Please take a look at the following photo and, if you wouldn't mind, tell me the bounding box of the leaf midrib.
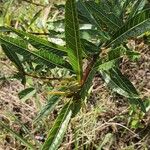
[108,17,150,46]
[87,2,120,28]
[0,36,67,69]
[70,0,81,80]
[43,102,72,150]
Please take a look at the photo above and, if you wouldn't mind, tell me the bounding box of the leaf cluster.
[0,0,150,149]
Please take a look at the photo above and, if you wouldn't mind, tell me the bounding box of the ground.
[0,38,150,150]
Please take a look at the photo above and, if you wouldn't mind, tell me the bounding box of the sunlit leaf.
[65,0,83,82]
[0,26,66,56]
[100,68,146,112]
[29,9,43,26]
[0,35,73,71]
[42,101,72,150]
[127,0,146,20]
[107,9,150,46]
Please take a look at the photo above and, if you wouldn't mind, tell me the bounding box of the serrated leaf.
[18,87,36,102]
[65,0,83,82]
[84,1,122,31]
[0,122,35,149]
[107,9,150,46]
[42,101,72,150]
[0,26,66,56]
[0,35,73,71]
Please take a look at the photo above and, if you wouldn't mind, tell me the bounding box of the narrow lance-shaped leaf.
[127,0,146,20]
[80,60,99,100]
[1,44,24,73]
[0,35,73,71]
[84,1,123,31]
[1,44,26,85]
[106,9,150,47]
[77,1,110,40]
[100,68,146,112]
[0,26,66,56]
[42,101,72,150]
[121,0,135,18]
[65,0,83,82]
[80,45,127,100]
[77,0,96,24]
[18,87,36,102]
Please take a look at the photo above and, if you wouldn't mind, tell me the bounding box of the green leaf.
[1,44,26,85]
[101,68,139,98]
[98,58,121,71]
[128,0,146,20]
[100,68,146,112]
[77,1,110,40]
[84,1,123,31]
[99,0,123,19]
[81,39,99,56]
[0,122,35,149]
[80,46,126,100]
[65,0,83,82]
[0,35,73,71]
[34,95,61,123]
[98,46,126,71]
[126,50,141,61]
[107,9,150,46]
[42,101,72,150]
[77,0,96,24]
[121,0,135,17]
[1,44,24,73]
[0,26,66,56]
[18,87,36,102]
